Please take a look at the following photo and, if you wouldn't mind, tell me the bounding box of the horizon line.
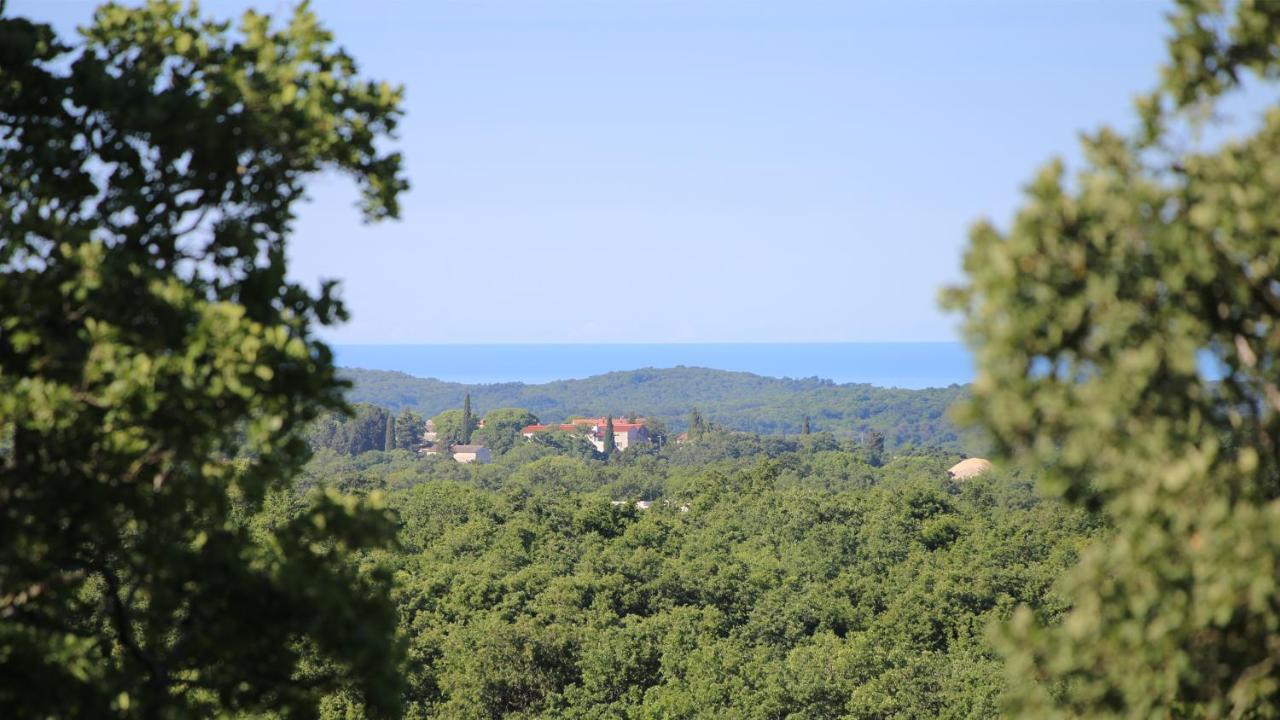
[330,340,966,346]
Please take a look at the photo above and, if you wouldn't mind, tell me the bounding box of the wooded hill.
[342,366,974,450]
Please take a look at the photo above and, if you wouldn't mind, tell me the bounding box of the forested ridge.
[342,366,972,450]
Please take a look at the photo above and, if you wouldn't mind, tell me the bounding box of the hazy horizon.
[333,341,973,388]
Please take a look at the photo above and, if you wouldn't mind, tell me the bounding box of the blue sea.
[332,343,974,389]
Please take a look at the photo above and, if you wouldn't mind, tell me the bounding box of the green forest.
[277,399,1085,716]
[283,437,1097,718]
[7,0,1280,718]
[342,367,972,450]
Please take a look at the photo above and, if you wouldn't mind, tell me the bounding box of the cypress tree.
[461,393,473,444]
[603,415,616,458]
[688,408,704,440]
[802,416,811,435]
[384,413,395,451]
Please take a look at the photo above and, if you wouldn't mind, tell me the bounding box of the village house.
[520,424,551,439]
[596,420,649,452]
[521,417,651,452]
[451,444,491,464]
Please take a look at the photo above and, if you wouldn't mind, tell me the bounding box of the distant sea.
[332,343,973,389]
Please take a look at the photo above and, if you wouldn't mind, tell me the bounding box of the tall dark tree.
[342,404,390,455]
[384,413,396,452]
[602,415,616,458]
[864,430,885,467]
[802,416,811,435]
[430,409,470,447]
[0,1,408,717]
[309,404,389,455]
[643,417,669,449]
[476,408,538,455]
[461,393,473,444]
[393,408,425,451]
[688,408,706,440]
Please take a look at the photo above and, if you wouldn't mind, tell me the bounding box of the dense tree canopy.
[0,2,407,717]
[309,403,393,456]
[477,408,540,455]
[947,0,1280,715]
[394,408,427,451]
[430,408,476,448]
[292,432,1096,719]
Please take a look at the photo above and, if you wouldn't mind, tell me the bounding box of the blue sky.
[19,1,1176,343]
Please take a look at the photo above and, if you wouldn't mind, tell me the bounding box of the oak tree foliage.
[946,1,1280,715]
[0,1,408,717]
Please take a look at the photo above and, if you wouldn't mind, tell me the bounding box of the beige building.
[603,422,650,452]
[451,444,491,464]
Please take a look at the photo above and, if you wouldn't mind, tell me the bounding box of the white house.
[452,444,491,464]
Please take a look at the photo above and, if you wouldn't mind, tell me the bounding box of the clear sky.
[18,1,1176,343]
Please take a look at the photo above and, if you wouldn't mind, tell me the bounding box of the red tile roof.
[522,420,649,435]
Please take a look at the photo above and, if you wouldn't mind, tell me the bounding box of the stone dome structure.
[947,457,992,481]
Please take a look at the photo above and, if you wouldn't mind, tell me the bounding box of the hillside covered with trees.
[342,366,973,450]
[272,398,1090,717]
[289,436,1096,718]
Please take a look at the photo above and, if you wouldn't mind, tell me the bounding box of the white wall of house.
[585,427,648,452]
[615,427,650,450]
[453,447,491,464]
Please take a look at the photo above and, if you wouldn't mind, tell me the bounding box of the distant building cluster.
[417,414,656,464]
[521,417,652,453]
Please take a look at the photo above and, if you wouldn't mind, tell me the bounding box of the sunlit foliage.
[0,2,407,716]
[946,1,1280,715]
